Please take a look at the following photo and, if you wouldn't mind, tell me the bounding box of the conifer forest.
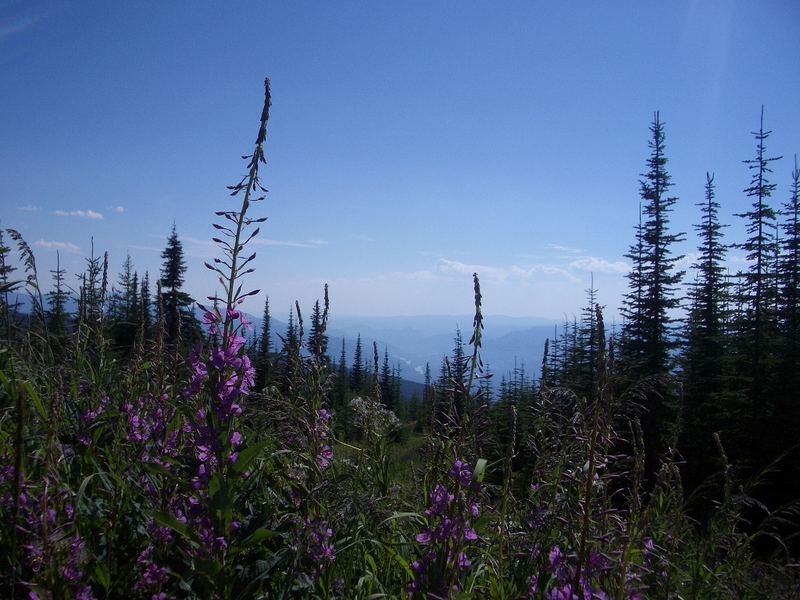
[2,78,799,599]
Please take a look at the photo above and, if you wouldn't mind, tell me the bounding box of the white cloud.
[0,13,47,41]
[251,238,328,248]
[437,258,575,282]
[34,239,80,254]
[114,206,125,213]
[569,256,629,274]
[546,243,585,254]
[16,204,41,212]
[53,209,104,220]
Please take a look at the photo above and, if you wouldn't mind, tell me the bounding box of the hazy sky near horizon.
[2,1,799,320]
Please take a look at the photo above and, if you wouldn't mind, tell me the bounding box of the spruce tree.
[451,328,467,418]
[416,362,433,432]
[255,295,272,390]
[774,157,800,468]
[110,253,139,353]
[621,204,647,367]
[0,229,18,338]
[578,277,600,399]
[779,157,800,353]
[735,108,781,447]
[279,309,300,394]
[380,347,392,409]
[46,251,70,340]
[308,298,329,362]
[334,338,351,434]
[140,270,152,342]
[350,334,364,394]
[159,224,195,344]
[681,173,730,488]
[620,112,685,473]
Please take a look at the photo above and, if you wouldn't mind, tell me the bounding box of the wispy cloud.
[53,209,104,220]
[569,256,629,274]
[251,238,328,248]
[34,239,80,254]
[437,258,576,282]
[128,244,162,253]
[113,205,125,213]
[0,12,46,41]
[546,243,585,254]
[16,204,40,212]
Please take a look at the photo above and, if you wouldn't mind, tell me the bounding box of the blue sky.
[2,1,799,321]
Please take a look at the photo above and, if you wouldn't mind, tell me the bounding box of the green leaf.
[94,564,111,590]
[231,440,268,475]
[143,461,175,480]
[21,380,47,422]
[380,511,423,526]
[151,510,190,539]
[242,527,281,548]
[473,458,488,483]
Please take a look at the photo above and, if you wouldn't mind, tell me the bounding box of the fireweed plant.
[1,78,799,599]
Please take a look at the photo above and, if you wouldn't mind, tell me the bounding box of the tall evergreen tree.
[735,108,781,446]
[773,156,800,467]
[451,328,467,418]
[110,253,139,353]
[350,334,364,394]
[279,309,300,394]
[379,347,393,409]
[334,338,351,434]
[620,112,685,473]
[46,251,70,340]
[255,295,272,390]
[416,362,434,432]
[577,277,600,398]
[159,224,196,344]
[0,229,18,338]
[681,173,731,487]
[621,204,647,367]
[140,270,153,342]
[113,253,135,321]
[778,157,800,354]
[308,298,329,362]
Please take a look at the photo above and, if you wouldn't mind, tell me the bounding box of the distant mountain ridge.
[259,313,557,387]
[9,292,555,388]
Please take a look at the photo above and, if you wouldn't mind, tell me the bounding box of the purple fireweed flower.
[295,519,336,581]
[549,546,570,582]
[317,445,333,470]
[62,537,87,582]
[528,575,539,597]
[449,460,473,486]
[203,310,220,335]
[548,584,580,600]
[75,586,96,600]
[230,431,243,447]
[425,484,454,517]
[410,459,481,596]
[416,531,432,545]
